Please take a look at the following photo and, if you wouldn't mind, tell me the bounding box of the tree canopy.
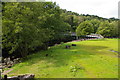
[2,2,118,58]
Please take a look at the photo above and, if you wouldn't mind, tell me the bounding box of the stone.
[7,76,19,80]
[45,54,48,57]
[13,59,19,64]
[6,74,35,80]
[48,47,51,49]
[4,58,7,63]
[8,57,11,61]
[72,44,76,46]
[54,44,58,46]
[65,45,71,49]
[23,74,35,79]
[0,66,4,69]
[1,57,21,69]
[16,58,20,61]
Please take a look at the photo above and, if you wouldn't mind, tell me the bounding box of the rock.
[0,66,4,69]
[109,50,118,53]
[4,58,11,65]
[55,44,58,46]
[10,56,15,61]
[7,76,19,80]
[5,74,35,80]
[10,61,14,64]
[65,45,71,49]
[8,57,11,61]
[23,74,35,79]
[0,57,2,62]
[13,59,19,64]
[7,64,13,68]
[7,61,10,65]
[1,57,21,69]
[4,58,7,63]
[48,47,51,49]
[19,60,22,63]
[2,63,6,66]
[45,54,48,57]
[72,44,76,46]
[2,57,4,63]
[16,58,20,61]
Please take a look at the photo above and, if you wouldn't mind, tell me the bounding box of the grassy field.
[6,38,118,78]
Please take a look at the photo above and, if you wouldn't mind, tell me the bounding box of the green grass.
[6,38,118,78]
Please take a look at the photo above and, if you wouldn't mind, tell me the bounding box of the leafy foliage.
[96,21,118,37]
[2,2,68,57]
[76,20,94,36]
[2,2,118,58]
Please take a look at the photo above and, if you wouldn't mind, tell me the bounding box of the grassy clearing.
[7,38,118,78]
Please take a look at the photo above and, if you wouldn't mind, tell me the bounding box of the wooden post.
[4,75,7,80]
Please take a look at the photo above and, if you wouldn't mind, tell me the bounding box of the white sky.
[47,0,119,19]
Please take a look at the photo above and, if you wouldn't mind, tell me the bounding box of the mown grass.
[6,38,118,78]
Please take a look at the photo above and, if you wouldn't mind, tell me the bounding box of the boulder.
[3,74,35,80]
[72,44,76,46]
[65,45,71,49]
[2,57,21,69]
[45,54,48,57]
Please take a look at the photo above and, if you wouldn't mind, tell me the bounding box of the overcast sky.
[47,0,119,19]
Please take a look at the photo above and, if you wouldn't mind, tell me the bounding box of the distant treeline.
[2,2,119,58]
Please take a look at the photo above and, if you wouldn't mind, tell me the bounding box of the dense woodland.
[2,2,119,58]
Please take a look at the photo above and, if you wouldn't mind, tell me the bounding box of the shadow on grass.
[21,43,108,68]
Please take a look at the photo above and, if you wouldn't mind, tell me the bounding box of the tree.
[2,2,49,57]
[2,2,119,58]
[110,21,118,37]
[2,2,70,57]
[96,21,116,37]
[89,19,101,33]
[76,20,94,36]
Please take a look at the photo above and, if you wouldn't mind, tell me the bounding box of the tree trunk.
[19,43,28,58]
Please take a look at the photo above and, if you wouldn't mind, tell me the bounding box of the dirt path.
[2,69,13,75]
[71,38,98,42]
